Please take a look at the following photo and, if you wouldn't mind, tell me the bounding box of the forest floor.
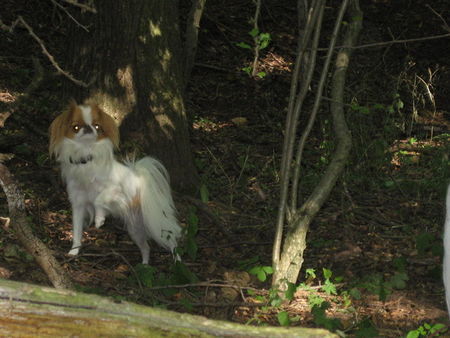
[1,0,450,337]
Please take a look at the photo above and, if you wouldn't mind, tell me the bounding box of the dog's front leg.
[68,205,86,256]
[93,187,122,228]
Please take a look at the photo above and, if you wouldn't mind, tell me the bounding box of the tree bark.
[65,0,199,193]
[0,278,337,337]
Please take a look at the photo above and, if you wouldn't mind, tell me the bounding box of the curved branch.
[0,164,73,289]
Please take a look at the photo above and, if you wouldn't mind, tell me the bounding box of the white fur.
[53,108,181,264]
[444,184,450,316]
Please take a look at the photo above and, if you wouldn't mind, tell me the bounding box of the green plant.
[311,302,342,332]
[406,322,447,337]
[353,318,379,337]
[359,271,409,301]
[236,0,271,79]
[248,265,273,282]
[415,232,442,257]
[183,207,199,261]
[322,268,338,295]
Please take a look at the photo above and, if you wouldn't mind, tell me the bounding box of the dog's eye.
[72,125,80,133]
[94,124,102,132]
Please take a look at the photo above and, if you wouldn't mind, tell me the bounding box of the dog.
[49,101,181,264]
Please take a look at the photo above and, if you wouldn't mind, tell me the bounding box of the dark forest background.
[0,0,450,336]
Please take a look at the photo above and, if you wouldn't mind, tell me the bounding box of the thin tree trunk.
[272,0,362,289]
[184,0,207,91]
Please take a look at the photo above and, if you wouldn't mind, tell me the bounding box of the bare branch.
[317,32,450,51]
[426,4,450,32]
[1,16,91,87]
[250,0,262,77]
[61,0,97,13]
[0,164,73,289]
[50,0,90,32]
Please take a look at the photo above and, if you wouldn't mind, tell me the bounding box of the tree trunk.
[0,278,337,337]
[64,0,199,193]
[272,0,362,289]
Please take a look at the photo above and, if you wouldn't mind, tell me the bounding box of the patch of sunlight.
[149,20,162,37]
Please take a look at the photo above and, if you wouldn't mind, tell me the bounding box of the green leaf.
[270,297,282,307]
[171,261,199,284]
[285,282,296,301]
[135,264,157,287]
[355,318,379,338]
[311,302,341,331]
[242,66,252,74]
[277,311,290,326]
[186,237,198,261]
[257,270,267,282]
[249,266,265,282]
[248,28,259,37]
[349,288,362,300]
[258,33,271,49]
[322,279,337,295]
[323,268,332,280]
[187,209,199,230]
[262,266,274,274]
[308,293,325,308]
[406,330,420,338]
[199,183,209,203]
[387,272,408,290]
[236,42,252,49]
[305,268,316,279]
[256,71,266,78]
[383,180,395,188]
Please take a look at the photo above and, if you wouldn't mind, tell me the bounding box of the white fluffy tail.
[135,157,181,254]
[444,184,450,316]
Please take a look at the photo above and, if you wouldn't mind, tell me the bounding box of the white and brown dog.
[49,101,181,264]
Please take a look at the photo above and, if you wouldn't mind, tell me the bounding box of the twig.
[50,0,90,32]
[0,16,91,87]
[17,16,91,87]
[316,32,450,51]
[0,163,73,289]
[426,4,450,32]
[250,0,262,77]
[61,0,97,13]
[147,281,260,291]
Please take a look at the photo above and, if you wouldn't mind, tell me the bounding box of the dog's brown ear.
[49,112,67,156]
[93,105,120,149]
[49,100,78,156]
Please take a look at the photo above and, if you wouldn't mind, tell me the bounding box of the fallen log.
[0,278,337,337]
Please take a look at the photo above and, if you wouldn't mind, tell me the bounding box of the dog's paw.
[95,216,105,229]
[68,247,80,256]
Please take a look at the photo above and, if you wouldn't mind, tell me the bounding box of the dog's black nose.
[82,125,94,134]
